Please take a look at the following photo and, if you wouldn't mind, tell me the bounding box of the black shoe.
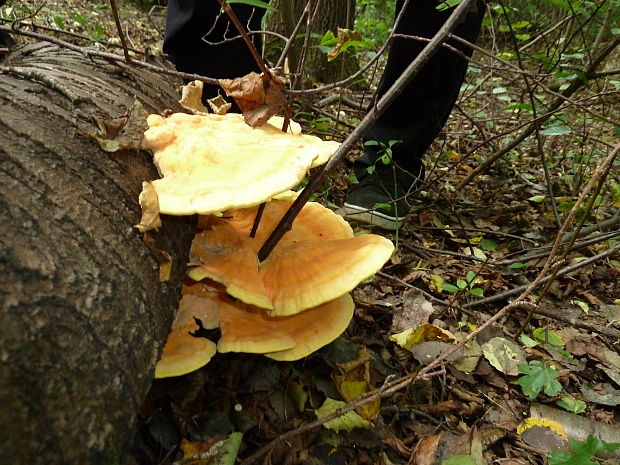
[344,152,423,230]
[344,181,409,230]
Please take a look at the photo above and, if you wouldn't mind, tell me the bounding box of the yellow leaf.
[390,324,455,350]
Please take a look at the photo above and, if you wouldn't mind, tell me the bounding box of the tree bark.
[265,0,359,87]
[0,42,194,464]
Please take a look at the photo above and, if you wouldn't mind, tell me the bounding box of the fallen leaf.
[481,337,526,376]
[135,181,162,232]
[88,99,148,152]
[333,347,379,421]
[390,324,455,351]
[581,383,620,406]
[327,27,363,61]
[219,69,286,127]
[178,80,210,115]
[315,397,371,432]
[389,290,435,333]
[452,333,483,373]
[207,94,232,115]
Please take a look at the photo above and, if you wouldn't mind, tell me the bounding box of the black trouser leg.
[163,0,266,102]
[358,0,485,188]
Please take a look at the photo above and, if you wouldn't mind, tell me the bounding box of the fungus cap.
[264,294,355,361]
[154,294,220,378]
[171,291,354,361]
[141,113,339,215]
[188,201,394,316]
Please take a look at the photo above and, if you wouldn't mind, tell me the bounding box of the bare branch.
[109,0,131,63]
[257,0,481,262]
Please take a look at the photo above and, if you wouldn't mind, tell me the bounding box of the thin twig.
[257,0,480,262]
[249,203,265,238]
[215,0,270,78]
[458,37,620,188]
[497,229,620,265]
[108,0,131,63]
[464,241,620,309]
[275,2,309,69]
[532,305,620,339]
[240,295,515,465]
[376,271,448,305]
[0,25,222,85]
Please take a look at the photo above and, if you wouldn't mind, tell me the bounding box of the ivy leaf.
[517,360,562,399]
[548,435,620,465]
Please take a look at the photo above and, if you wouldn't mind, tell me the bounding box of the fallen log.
[0,42,194,464]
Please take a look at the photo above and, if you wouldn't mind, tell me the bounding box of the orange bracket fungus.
[142,98,395,377]
[188,200,394,316]
[155,289,355,377]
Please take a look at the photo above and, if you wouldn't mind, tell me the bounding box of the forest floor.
[6,1,620,464]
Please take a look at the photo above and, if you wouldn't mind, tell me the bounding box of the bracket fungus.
[154,294,218,379]
[155,287,355,378]
[144,103,395,378]
[188,200,394,316]
[140,112,339,216]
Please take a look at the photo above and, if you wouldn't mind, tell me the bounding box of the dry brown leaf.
[135,181,162,232]
[178,80,210,115]
[207,94,232,115]
[327,28,363,61]
[219,70,286,127]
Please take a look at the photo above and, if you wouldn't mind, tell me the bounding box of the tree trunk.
[266,0,359,86]
[0,42,194,464]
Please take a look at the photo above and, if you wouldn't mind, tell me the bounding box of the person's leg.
[0,0,15,48]
[163,0,266,102]
[345,0,485,230]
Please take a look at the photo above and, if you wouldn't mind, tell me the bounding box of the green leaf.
[532,328,564,347]
[442,455,477,465]
[571,299,590,313]
[465,271,476,284]
[92,25,104,40]
[548,449,595,465]
[519,334,538,348]
[373,202,392,213]
[315,398,372,432]
[517,360,562,399]
[528,195,546,203]
[436,0,462,11]
[53,15,66,30]
[480,238,498,251]
[570,435,620,455]
[509,262,526,269]
[70,11,86,26]
[555,396,586,414]
[549,435,620,465]
[469,287,484,297]
[456,279,467,290]
[541,125,572,136]
[441,283,460,293]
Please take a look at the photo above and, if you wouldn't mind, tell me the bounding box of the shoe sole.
[343,203,406,231]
